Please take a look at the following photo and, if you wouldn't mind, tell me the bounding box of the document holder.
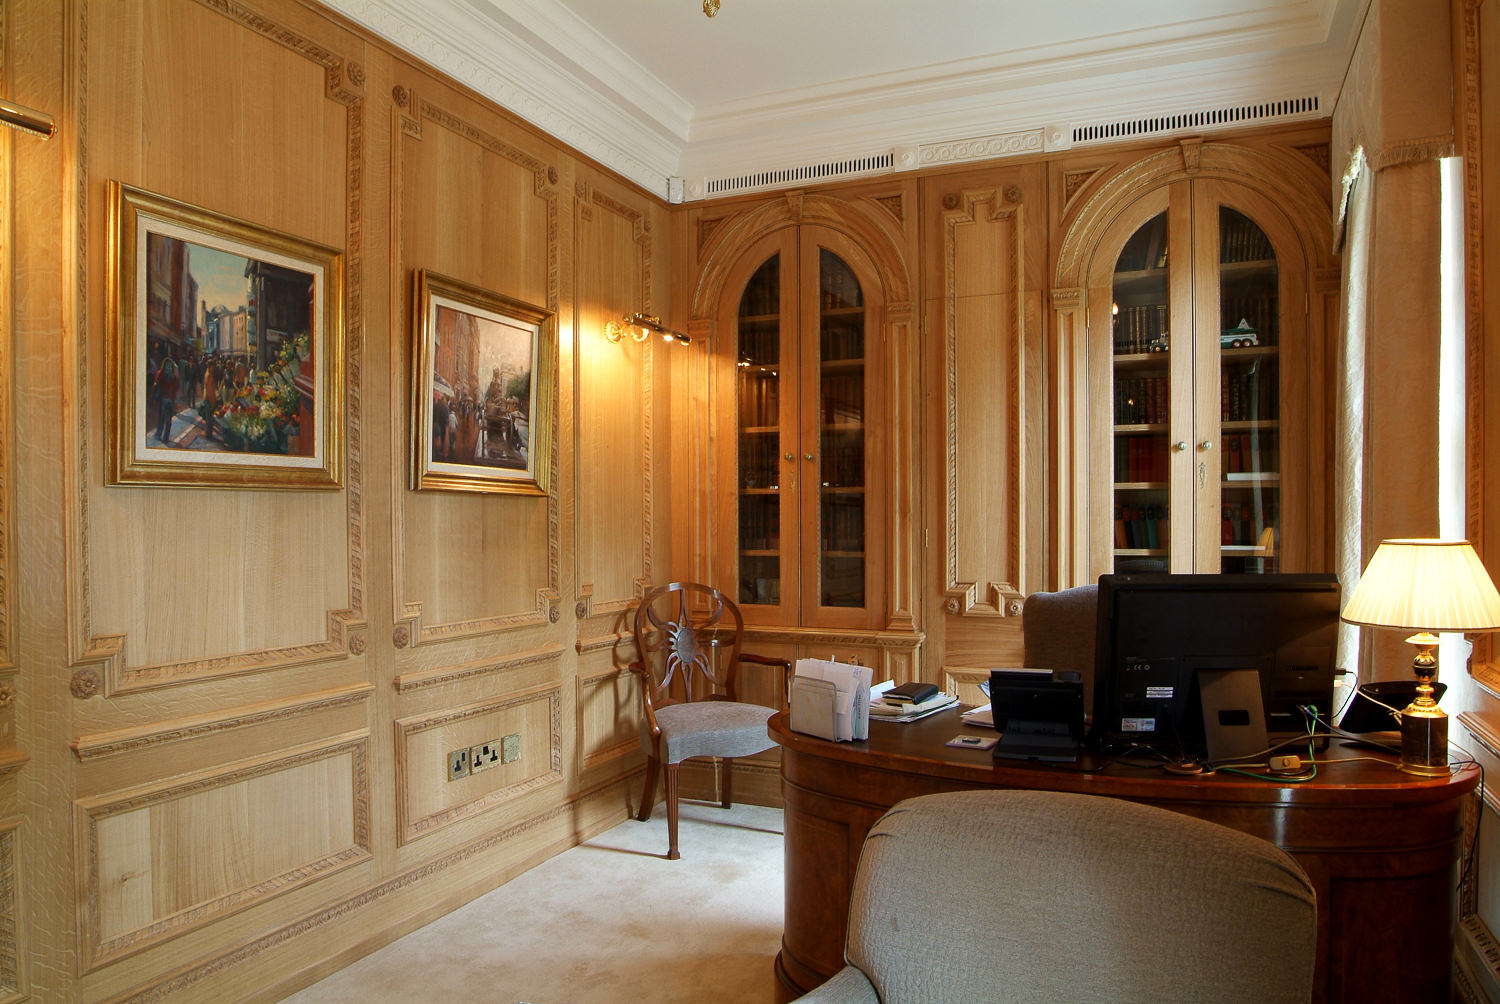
[790,676,841,741]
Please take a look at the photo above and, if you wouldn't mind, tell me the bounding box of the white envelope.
[794,659,873,740]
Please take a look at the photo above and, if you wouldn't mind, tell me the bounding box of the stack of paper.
[793,659,873,740]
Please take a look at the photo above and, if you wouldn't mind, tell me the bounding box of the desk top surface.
[769,707,1479,807]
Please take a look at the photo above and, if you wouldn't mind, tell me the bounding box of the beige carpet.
[280,801,787,1004]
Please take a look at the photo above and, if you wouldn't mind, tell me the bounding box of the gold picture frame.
[106,181,344,489]
[410,269,555,496]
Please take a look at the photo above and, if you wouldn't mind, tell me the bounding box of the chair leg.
[665,762,681,860]
[720,756,734,809]
[636,754,659,822]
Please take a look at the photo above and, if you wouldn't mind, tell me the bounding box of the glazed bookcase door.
[724,231,800,623]
[798,229,885,628]
[715,226,885,629]
[1091,179,1307,574]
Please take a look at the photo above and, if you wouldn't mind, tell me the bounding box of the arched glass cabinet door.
[1212,206,1281,573]
[717,227,885,629]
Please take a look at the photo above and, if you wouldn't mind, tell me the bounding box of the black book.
[884,682,939,705]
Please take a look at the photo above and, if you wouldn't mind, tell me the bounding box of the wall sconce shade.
[1340,539,1500,775]
[604,312,690,346]
[0,98,55,139]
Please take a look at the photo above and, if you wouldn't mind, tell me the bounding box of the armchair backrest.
[632,581,746,708]
[842,789,1316,1003]
[1021,583,1099,709]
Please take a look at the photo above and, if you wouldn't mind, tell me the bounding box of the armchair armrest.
[731,651,791,704]
[626,660,663,740]
[791,966,879,1003]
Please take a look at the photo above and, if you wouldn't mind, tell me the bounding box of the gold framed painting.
[410,270,555,495]
[106,182,344,489]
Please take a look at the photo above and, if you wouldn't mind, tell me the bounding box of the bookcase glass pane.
[818,249,865,608]
[737,254,781,605]
[1111,211,1170,571]
[1218,207,1280,573]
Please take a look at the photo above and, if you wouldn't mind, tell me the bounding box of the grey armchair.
[1022,583,1098,709]
[795,789,1316,1004]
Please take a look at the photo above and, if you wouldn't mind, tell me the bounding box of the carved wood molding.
[574,182,654,621]
[71,683,374,761]
[393,685,564,844]
[0,750,25,785]
[740,624,925,651]
[689,192,912,323]
[106,771,641,1002]
[390,88,563,647]
[0,822,16,1000]
[68,0,369,698]
[1459,0,1492,687]
[392,643,565,692]
[944,189,1026,617]
[1054,140,1338,290]
[0,0,11,680]
[76,730,372,972]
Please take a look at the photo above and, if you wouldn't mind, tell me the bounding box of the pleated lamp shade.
[1341,539,1500,633]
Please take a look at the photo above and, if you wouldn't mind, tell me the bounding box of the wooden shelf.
[821,550,865,559]
[739,425,778,435]
[820,305,863,317]
[1221,419,1279,431]
[1114,547,1168,556]
[741,549,781,557]
[1113,423,1168,434]
[820,358,864,372]
[740,487,782,495]
[1223,473,1280,485]
[1114,481,1168,491]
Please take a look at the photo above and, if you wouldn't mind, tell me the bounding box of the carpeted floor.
[280,801,786,1004]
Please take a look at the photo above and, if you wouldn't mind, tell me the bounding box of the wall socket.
[502,732,521,764]
[447,747,470,781]
[470,739,502,774]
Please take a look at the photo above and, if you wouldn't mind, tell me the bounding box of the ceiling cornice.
[325,0,1364,202]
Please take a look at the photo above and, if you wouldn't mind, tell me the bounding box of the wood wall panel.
[72,0,367,697]
[574,178,653,621]
[0,821,18,1002]
[940,188,1028,617]
[393,685,563,844]
[391,87,562,645]
[76,732,370,971]
[576,662,639,774]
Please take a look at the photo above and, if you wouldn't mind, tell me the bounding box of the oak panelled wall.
[0,2,1347,1002]
[6,0,669,1000]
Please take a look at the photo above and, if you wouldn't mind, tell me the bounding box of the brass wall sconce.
[0,98,55,139]
[604,312,691,346]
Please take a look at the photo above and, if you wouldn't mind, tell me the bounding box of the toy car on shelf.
[1148,333,1168,352]
[1220,318,1259,349]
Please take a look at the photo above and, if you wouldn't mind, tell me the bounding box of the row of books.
[1115,376,1168,425]
[820,496,865,552]
[737,326,780,366]
[820,373,864,425]
[819,319,864,362]
[740,271,781,318]
[738,371,780,428]
[819,261,862,311]
[1220,216,1274,263]
[738,435,782,490]
[1113,304,1167,354]
[1114,504,1169,550]
[738,496,781,552]
[1115,437,1168,483]
[1220,297,1276,343]
[819,440,865,488]
[1222,503,1275,545]
[1222,366,1278,422]
[1222,432,1277,474]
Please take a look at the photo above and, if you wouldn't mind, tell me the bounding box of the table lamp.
[1340,539,1500,775]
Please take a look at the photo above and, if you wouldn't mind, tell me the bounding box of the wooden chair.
[629,581,790,859]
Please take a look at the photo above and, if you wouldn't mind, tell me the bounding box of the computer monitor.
[1091,572,1340,755]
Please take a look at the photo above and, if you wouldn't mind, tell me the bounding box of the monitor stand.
[1197,668,1269,762]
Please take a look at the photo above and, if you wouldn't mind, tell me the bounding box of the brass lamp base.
[1399,631,1450,776]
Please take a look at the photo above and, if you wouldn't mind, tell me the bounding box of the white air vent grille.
[1072,95,1320,145]
[705,152,894,197]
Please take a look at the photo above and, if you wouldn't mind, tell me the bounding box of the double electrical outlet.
[448,732,521,781]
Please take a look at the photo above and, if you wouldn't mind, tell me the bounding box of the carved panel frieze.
[391,88,563,647]
[76,732,372,970]
[70,0,368,696]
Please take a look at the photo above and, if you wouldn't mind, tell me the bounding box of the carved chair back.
[632,581,747,713]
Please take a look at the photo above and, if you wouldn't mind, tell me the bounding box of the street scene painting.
[411,270,554,495]
[107,183,343,489]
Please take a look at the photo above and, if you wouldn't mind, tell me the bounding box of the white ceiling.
[326,0,1368,200]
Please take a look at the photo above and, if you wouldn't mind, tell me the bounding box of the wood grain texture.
[76,731,371,971]
[393,685,563,844]
[73,0,368,696]
[391,87,562,645]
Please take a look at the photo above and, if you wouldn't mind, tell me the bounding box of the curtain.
[1334,148,1371,697]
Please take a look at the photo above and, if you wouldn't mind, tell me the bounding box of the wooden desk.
[769,708,1478,1003]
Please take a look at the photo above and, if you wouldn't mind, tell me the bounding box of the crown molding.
[324,0,1364,201]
